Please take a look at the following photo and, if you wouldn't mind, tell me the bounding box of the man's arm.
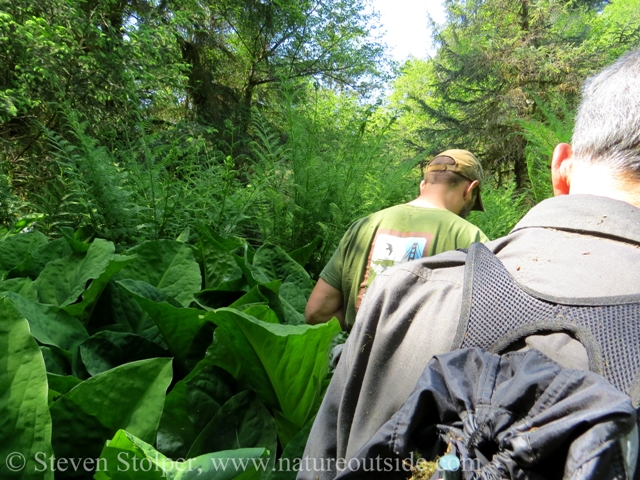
[305,278,345,329]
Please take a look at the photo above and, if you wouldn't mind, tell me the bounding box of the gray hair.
[572,49,640,177]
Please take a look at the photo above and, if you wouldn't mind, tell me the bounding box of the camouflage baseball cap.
[426,149,484,212]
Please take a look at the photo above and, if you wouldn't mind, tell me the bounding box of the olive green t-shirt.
[320,204,489,330]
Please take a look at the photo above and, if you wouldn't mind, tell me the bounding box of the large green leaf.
[241,305,280,324]
[80,331,170,376]
[0,298,54,480]
[33,239,117,308]
[156,381,196,460]
[157,362,233,459]
[59,226,91,253]
[204,229,251,257]
[119,240,202,307]
[188,390,277,477]
[15,238,73,279]
[282,271,314,299]
[278,283,308,318]
[62,253,137,320]
[33,238,113,305]
[49,358,173,477]
[266,416,314,480]
[0,277,38,301]
[206,309,340,439]
[272,412,303,449]
[96,430,266,480]
[0,231,48,278]
[247,247,312,326]
[252,244,312,285]
[40,346,71,375]
[193,289,246,310]
[184,364,234,427]
[197,228,244,290]
[47,374,82,398]
[287,237,321,269]
[116,280,208,368]
[3,292,88,354]
[91,282,162,345]
[47,373,83,404]
[229,283,285,323]
[233,254,271,288]
[279,301,306,326]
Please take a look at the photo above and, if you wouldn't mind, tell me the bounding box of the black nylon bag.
[334,347,637,480]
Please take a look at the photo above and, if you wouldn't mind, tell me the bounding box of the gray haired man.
[297,49,640,479]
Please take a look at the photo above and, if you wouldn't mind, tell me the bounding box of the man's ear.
[551,143,573,196]
[419,180,426,195]
[463,180,479,200]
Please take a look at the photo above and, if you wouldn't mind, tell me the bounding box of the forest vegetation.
[2,0,640,263]
[1,0,640,478]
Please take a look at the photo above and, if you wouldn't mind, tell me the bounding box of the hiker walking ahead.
[305,149,488,331]
[298,49,640,479]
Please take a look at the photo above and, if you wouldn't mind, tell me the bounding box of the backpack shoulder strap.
[451,242,588,354]
[452,242,640,404]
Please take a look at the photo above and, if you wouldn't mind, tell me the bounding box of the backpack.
[333,243,640,480]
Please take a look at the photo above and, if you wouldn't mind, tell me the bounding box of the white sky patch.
[369,0,446,62]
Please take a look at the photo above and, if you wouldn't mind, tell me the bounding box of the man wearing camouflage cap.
[305,149,488,331]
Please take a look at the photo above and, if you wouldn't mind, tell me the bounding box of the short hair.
[424,156,468,188]
[572,49,640,178]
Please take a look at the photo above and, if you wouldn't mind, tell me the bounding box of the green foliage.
[4,0,640,265]
[0,230,47,277]
[584,0,640,58]
[116,120,263,241]
[157,362,233,459]
[467,180,530,239]
[3,292,88,364]
[80,331,170,376]
[519,96,574,204]
[49,358,174,471]
[0,167,29,233]
[386,0,640,194]
[166,0,388,132]
[34,239,122,309]
[0,230,337,478]
[96,430,268,480]
[119,240,202,307]
[1,0,389,235]
[187,390,277,472]
[0,298,53,480]
[249,87,418,275]
[116,280,208,370]
[0,0,187,126]
[22,119,138,241]
[4,1,640,474]
[206,309,340,446]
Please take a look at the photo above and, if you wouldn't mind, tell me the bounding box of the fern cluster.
[248,87,419,276]
[2,85,439,272]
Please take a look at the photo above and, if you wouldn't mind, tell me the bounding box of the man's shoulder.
[368,203,413,218]
[443,213,487,237]
[387,204,487,235]
[343,204,418,233]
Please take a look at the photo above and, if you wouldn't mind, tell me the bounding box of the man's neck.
[409,186,462,213]
[569,163,640,209]
[406,197,443,209]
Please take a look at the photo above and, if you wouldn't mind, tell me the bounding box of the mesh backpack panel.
[454,242,640,400]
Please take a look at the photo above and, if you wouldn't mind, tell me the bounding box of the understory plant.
[249,86,418,276]
[0,228,339,480]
